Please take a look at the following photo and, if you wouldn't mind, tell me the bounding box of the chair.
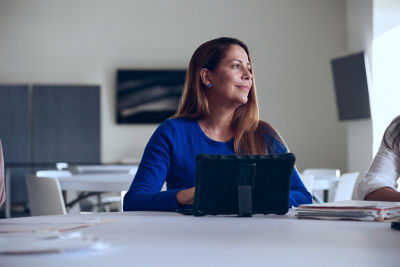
[300,174,315,194]
[302,168,341,202]
[25,175,66,216]
[333,172,360,202]
[302,168,340,177]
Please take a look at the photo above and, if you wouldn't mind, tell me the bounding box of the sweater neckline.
[194,120,234,145]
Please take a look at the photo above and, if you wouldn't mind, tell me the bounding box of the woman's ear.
[200,68,211,87]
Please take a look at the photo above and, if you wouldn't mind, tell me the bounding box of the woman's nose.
[243,68,252,80]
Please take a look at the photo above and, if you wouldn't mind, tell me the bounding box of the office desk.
[1,211,399,267]
[57,173,134,192]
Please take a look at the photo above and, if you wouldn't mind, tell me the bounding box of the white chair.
[302,168,340,177]
[36,170,88,213]
[334,172,360,202]
[302,168,341,202]
[25,175,66,216]
[300,174,315,194]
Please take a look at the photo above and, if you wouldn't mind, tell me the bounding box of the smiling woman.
[123,37,312,211]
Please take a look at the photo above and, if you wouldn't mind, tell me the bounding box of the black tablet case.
[192,153,295,217]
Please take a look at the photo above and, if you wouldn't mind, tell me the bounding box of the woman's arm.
[271,138,312,207]
[365,187,400,201]
[289,167,313,207]
[123,121,181,211]
[356,138,400,200]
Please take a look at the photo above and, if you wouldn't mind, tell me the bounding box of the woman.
[123,37,312,211]
[357,116,400,201]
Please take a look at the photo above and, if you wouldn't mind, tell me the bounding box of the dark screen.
[331,52,371,121]
[116,70,186,124]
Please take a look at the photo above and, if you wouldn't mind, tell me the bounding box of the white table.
[1,211,399,266]
[68,165,138,175]
[57,173,134,192]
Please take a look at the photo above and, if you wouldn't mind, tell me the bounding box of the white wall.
[0,0,348,171]
[372,0,400,154]
[345,0,373,173]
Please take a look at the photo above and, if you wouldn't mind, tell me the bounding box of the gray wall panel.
[0,85,30,163]
[32,85,100,163]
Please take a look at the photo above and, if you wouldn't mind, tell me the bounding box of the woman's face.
[206,44,253,108]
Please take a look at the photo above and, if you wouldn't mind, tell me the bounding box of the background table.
[57,173,134,192]
[1,211,399,267]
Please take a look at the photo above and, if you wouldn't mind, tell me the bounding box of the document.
[0,231,109,254]
[0,216,112,254]
[0,216,112,233]
[294,200,400,221]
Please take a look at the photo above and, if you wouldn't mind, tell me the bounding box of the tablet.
[192,153,295,217]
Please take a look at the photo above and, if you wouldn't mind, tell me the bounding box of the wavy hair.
[174,37,282,154]
[384,116,400,153]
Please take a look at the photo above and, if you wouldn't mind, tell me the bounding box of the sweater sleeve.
[123,121,180,211]
[272,140,313,207]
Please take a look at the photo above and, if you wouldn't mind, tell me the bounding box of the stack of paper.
[294,200,400,221]
[0,217,112,255]
[0,231,109,255]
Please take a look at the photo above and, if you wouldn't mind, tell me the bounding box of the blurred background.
[0,0,399,217]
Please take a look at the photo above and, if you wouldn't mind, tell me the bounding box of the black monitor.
[116,69,186,124]
[192,153,295,217]
[331,52,371,121]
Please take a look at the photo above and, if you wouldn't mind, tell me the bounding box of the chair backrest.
[300,174,315,194]
[302,168,340,178]
[25,175,66,216]
[334,172,360,202]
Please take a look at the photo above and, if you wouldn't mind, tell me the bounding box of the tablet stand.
[237,163,256,217]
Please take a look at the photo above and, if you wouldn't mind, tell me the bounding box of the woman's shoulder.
[155,117,197,134]
[161,117,196,128]
[258,120,287,154]
[258,120,282,140]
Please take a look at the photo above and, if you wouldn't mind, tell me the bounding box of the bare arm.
[365,187,400,202]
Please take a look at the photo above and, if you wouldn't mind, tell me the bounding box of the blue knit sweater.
[123,117,312,211]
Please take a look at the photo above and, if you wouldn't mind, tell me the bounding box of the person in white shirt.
[356,116,400,201]
[0,139,5,207]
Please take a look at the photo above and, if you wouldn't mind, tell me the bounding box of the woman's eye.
[233,64,240,69]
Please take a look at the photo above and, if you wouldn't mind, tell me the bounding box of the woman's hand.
[177,187,195,205]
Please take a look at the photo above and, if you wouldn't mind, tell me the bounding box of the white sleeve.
[356,140,400,200]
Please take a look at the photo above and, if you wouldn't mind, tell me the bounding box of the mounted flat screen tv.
[116,69,186,124]
[330,52,371,121]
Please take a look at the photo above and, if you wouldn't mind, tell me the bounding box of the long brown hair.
[384,116,400,153]
[174,37,282,154]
